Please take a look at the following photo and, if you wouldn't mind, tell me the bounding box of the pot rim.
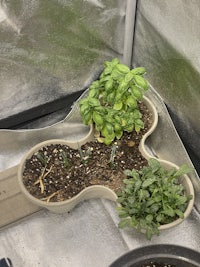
[109,244,200,267]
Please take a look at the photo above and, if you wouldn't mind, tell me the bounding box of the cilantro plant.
[79,58,149,145]
[117,158,193,240]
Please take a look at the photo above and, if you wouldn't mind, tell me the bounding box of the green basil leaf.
[131,67,146,75]
[106,92,116,104]
[88,98,100,107]
[105,123,114,135]
[82,111,92,125]
[92,111,104,126]
[80,103,90,116]
[116,63,130,74]
[133,75,148,90]
[125,72,134,83]
[111,57,120,66]
[113,101,123,110]
[130,85,143,100]
[118,80,128,92]
[94,106,105,114]
[126,96,137,108]
[105,79,114,91]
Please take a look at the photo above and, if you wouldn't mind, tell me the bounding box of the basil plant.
[79,58,149,145]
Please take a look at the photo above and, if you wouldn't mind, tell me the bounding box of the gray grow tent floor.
[0,89,200,267]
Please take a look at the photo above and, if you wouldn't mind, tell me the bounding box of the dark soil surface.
[22,102,153,202]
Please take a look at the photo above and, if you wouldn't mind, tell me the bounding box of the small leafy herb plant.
[117,158,193,240]
[79,58,148,145]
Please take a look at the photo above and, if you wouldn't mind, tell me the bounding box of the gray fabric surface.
[0,0,127,127]
[132,0,200,171]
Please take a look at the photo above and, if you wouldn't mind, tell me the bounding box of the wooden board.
[0,166,41,229]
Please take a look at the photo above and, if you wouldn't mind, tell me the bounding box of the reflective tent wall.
[0,0,132,128]
[132,0,200,175]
